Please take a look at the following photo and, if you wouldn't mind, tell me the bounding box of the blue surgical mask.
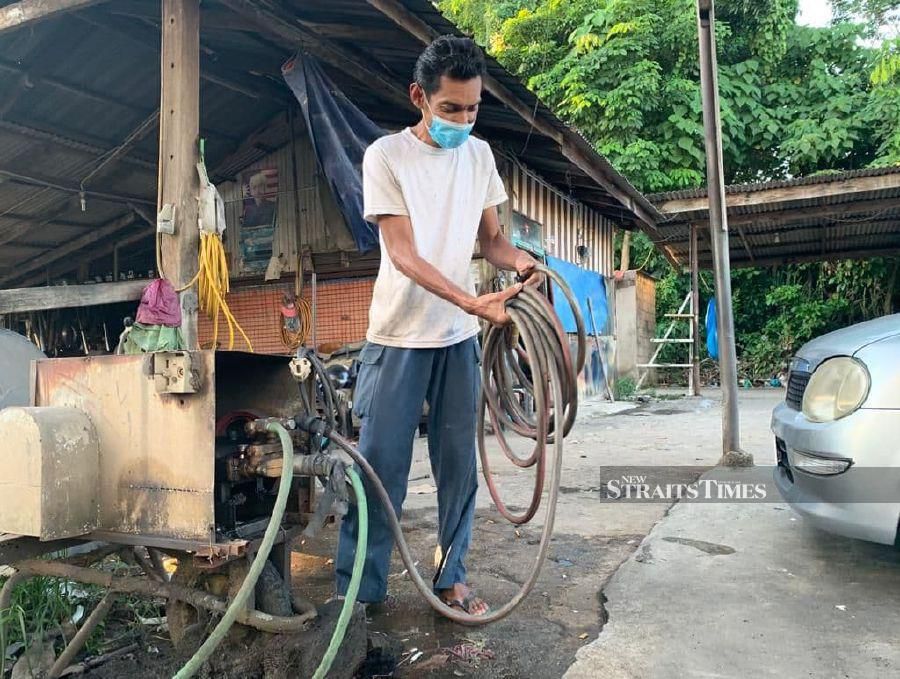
[425,99,474,149]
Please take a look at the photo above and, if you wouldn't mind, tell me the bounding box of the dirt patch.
[294,508,640,679]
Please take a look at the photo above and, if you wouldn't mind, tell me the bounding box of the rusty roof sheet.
[647,166,900,203]
[0,0,656,287]
[647,166,900,269]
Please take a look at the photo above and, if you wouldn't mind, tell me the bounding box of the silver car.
[771,314,900,545]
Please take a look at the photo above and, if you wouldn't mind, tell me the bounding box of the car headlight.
[801,356,870,422]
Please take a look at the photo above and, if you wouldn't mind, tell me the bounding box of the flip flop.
[440,591,490,616]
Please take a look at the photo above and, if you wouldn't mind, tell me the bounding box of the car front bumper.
[771,403,900,545]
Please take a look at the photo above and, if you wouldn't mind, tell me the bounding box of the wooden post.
[158,0,201,348]
[690,224,701,396]
[620,230,631,271]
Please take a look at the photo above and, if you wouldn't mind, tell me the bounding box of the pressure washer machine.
[0,266,584,678]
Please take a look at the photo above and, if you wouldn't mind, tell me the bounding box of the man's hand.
[466,284,523,326]
[515,251,543,287]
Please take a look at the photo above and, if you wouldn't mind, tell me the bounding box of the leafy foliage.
[442,0,900,378]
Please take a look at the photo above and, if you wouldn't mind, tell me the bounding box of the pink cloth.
[136,279,182,327]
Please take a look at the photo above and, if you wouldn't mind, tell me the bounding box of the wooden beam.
[559,141,663,234]
[0,119,157,171]
[722,244,900,269]
[0,279,147,313]
[690,224,701,396]
[16,225,156,287]
[734,220,755,263]
[158,0,201,347]
[0,57,146,115]
[0,212,141,286]
[78,110,160,190]
[219,0,413,110]
[209,110,290,181]
[286,20,401,43]
[655,171,900,215]
[0,167,155,207]
[667,196,900,228]
[692,226,900,265]
[0,0,108,35]
[364,0,564,139]
[663,216,900,254]
[77,10,289,104]
[0,200,74,249]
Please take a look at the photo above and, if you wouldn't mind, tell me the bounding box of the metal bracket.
[289,356,312,382]
[151,352,199,394]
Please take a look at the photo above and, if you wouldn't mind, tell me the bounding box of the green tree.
[442,0,897,191]
[442,0,900,379]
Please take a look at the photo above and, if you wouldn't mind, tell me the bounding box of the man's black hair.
[414,35,486,95]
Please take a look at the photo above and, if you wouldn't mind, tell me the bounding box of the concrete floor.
[296,389,795,677]
[78,386,900,678]
[565,391,900,679]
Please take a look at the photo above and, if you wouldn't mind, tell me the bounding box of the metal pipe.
[130,547,165,583]
[691,224,701,396]
[695,0,750,465]
[8,558,315,634]
[311,271,318,350]
[46,592,117,679]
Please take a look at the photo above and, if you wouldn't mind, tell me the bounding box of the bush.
[614,376,637,400]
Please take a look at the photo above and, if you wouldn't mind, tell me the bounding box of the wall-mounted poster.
[240,168,278,273]
[511,210,544,255]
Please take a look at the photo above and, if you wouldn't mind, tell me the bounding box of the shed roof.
[646,166,900,269]
[0,0,662,288]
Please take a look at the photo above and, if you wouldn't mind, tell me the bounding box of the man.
[243,171,276,228]
[335,35,538,615]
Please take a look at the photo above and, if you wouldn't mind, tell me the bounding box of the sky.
[797,0,833,27]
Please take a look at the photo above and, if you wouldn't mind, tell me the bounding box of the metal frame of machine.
[0,349,338,675]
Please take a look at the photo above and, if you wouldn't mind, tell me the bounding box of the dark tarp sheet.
[546,255,608,334]
[282,54,385,254]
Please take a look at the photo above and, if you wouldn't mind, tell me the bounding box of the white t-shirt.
[362,128,508,348]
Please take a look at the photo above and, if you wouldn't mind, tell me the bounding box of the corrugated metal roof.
[647,166,900,269]
[0,0,655,287]
[647,166,900,202]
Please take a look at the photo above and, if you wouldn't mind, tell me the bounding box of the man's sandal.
[440,591,490,615]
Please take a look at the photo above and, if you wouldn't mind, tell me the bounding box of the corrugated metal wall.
[505,161,615,276]
[217,131,355,277]
[217,135,617,279]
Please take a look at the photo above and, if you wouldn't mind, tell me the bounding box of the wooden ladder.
[636,291,696,396]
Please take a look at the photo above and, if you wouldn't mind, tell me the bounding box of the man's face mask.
[423,96,474,149]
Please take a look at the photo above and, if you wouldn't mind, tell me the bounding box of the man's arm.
[377,213,521,325]
[477,206,540,282]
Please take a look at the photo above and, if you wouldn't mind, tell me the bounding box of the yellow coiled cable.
[180,232,253,352]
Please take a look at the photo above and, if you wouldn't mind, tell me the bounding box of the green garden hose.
[311,467,368,679]
[173,421,295,679]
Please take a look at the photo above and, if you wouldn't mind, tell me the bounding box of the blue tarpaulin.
[706,297,719,360]
[282,54,384,253]
[546,256,607,334]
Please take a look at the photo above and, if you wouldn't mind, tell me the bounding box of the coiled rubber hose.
[327,263,585,625]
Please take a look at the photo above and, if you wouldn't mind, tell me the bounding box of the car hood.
[794,314,900,369]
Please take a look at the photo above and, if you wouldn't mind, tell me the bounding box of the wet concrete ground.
[292,391,753,678]
[85,388,789,678]
[566,391,900,679]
